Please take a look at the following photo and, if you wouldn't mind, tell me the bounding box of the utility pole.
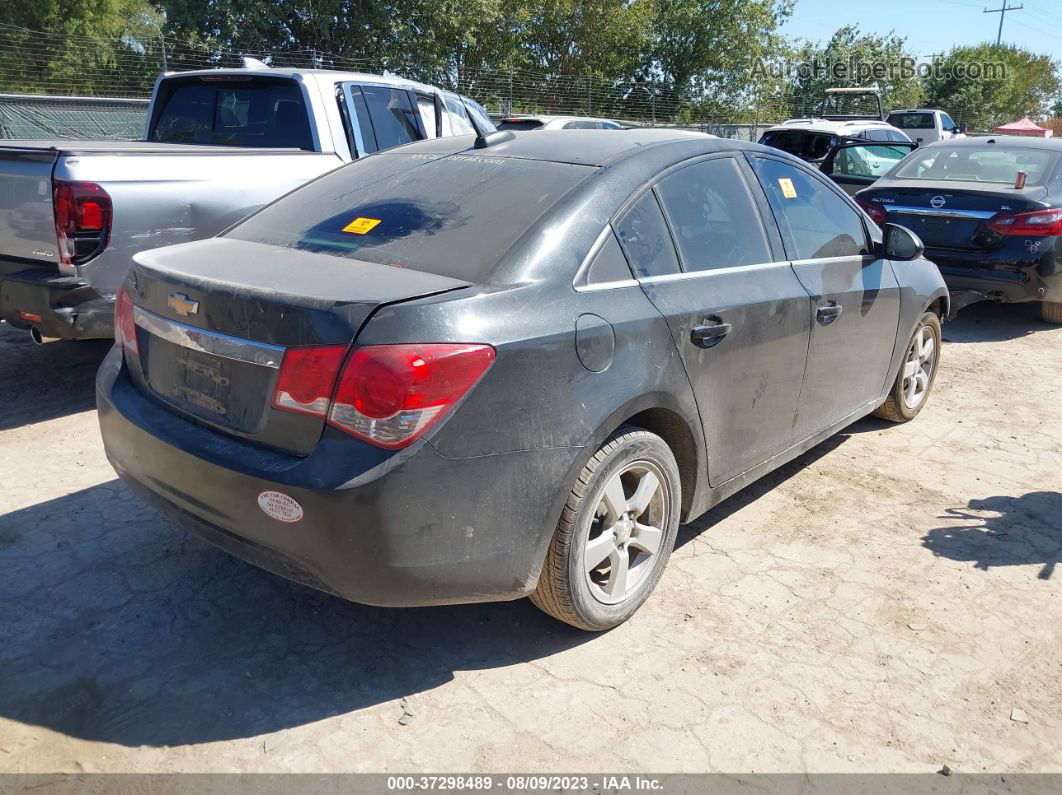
[984,1,1023,46]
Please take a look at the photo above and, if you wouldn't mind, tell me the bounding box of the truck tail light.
[855,197,887,226]
[271,343,495,449]
[53,180,112,266]
[114,283,139,355]
[987,207,1062,237]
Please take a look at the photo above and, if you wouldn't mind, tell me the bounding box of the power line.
[984,1,1024,45]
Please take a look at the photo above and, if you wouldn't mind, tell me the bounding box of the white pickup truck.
[885,109,966,145]
[0,66,494,342]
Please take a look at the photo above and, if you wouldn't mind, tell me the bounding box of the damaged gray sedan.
[97,129,948,630]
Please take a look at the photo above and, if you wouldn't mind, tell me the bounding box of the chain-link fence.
[0,21,1018,139]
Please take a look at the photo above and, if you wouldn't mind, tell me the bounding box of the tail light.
[987,207,1062,237]
[272,343,495,449]
[114,283,139,355]
[855,197,887,226]
[53,180,112,267]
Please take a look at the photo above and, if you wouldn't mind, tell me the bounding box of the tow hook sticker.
[778,178,798,199]
[342,216,382,234]
[258,491,304,523]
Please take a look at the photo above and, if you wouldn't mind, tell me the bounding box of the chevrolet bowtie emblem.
[167,292,199,317]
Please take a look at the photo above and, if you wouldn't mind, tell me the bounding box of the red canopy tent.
[992,117,1053,137]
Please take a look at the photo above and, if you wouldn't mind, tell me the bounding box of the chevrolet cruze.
[97,129,949,630]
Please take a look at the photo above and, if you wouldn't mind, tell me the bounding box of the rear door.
[619,155,812,486]
[823,141,916,195]
[748,154,900,436]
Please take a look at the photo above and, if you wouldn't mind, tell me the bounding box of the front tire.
[874,311,942,423]
[531,426,681,631]
[1041,301,1062,325]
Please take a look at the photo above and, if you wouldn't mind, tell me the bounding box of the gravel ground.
[0,301,1060,773]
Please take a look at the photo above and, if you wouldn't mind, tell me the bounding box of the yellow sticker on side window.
[778,178,798,199]
[342,217,382,234]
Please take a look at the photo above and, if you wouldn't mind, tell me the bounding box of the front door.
[616,155,813,486]
[748,154,901,438]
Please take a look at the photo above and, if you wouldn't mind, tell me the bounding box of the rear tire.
[874,311,942,423]
[531,426,680,631]
[1041,301,1062,325]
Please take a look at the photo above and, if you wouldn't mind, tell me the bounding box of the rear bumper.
[0,264,114,339]
[96,348,576,607]
[927,250,1062,305]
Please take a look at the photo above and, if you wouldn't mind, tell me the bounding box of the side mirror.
[882,223,924,261]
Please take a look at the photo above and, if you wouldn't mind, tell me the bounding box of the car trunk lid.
[868,182,1048,251]
[126,237,471,455]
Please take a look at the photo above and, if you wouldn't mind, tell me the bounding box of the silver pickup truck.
[0,66,494,341]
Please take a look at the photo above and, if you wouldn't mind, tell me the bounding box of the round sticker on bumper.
[258,491,304,523]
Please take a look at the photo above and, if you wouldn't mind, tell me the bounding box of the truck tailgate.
[0,145,59,268]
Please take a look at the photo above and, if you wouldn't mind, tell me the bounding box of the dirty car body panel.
[97,130,948,608]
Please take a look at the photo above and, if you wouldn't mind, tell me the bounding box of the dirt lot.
[0,302,1060,774]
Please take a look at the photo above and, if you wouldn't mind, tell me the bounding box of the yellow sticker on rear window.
[778,178,797,199]
[342,217,381,234]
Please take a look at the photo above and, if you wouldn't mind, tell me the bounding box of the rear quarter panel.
[57,150,343,294]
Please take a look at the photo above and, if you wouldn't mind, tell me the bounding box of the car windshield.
[759,130,836,160]
[887,112,935,130]
[227,152,592,282]
[891,146,1058,185]
[150,77,313,149]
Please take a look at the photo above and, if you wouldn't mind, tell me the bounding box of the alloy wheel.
[902,324,936,409]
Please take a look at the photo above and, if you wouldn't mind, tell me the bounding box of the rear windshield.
[150,77,313,149]
[759,130,835,160]
[498,119,545,131]
[887,112,934,130]
[227,152,592,282]
[891,145,1058,185]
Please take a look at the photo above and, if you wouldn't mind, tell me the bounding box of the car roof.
[160,67,455,98]
[389,128,732,167]
[889,109,943,114]
[764,118,901,135]
[502,114,618,124]
[920,135,1062,150]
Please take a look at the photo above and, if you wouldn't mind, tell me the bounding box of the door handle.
[816,302,842,325]
[690,320,732,349]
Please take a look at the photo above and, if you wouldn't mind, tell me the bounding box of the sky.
[780,0,1062,62]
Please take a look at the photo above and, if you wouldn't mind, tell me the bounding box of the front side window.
[892,146,1058,185]
[613,190,680,278]
[151,77,312,149]
[752,157,867,260]
[941,113,957,131]
[833,144,912,179]
[655,158,771,272]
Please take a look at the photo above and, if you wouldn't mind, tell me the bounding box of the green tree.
[923,43,1061,130]
[0,0,164,95]
[772,25,923,120]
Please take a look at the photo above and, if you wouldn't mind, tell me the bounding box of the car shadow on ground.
[0,480,592,748]
[0,322,111,430]
[942,300,1055,344]
[922,491,1062,581]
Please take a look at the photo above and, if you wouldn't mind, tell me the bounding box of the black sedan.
[855,136,1062,323]
[97,129,948,630]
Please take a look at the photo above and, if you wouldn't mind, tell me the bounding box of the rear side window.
[759,130,835,160]
[655,158,771,272]
[150,78,312,149]
[346,84,420,153]
[613,190,680,278]
[227,153,592,282]
[751,157,867,260]
[443,94,476,135]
